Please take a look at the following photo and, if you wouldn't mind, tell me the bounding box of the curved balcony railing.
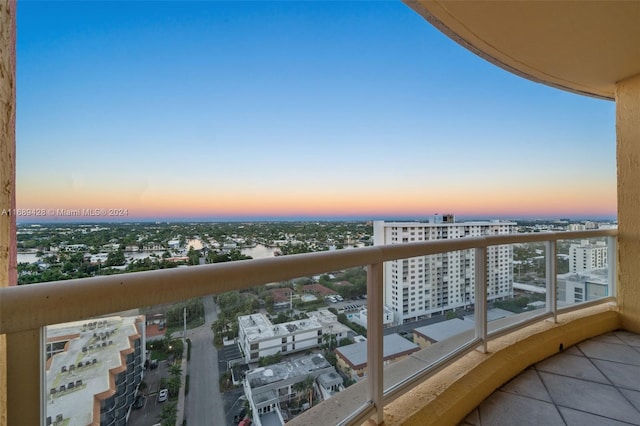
[0,228,617,425]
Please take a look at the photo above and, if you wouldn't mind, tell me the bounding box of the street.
[184,296,226,426]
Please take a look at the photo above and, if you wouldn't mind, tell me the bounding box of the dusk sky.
[17,1,617,221]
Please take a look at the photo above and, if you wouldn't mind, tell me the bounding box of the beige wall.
[0,2,16,426]
[617,73,640,333]
[413,333,432,349]
[336,355,364,377]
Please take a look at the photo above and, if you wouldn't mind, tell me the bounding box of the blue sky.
[16,1,616,221]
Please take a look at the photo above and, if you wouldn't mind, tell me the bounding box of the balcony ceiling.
[404,0,640,100]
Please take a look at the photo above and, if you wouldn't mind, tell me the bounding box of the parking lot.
[127,359,171,426]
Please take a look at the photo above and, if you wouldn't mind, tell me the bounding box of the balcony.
[0,228,624,425]
[2,1,640,426]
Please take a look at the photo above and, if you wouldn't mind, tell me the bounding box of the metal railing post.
[7,328,44,426]
[607,236,617,299]
[474,247,487,353]
[367,262,384,425]
[545,241,557,323]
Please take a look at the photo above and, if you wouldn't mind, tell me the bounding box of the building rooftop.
[413,318,474,343]
[413,310,517,344]
[239,313,322,342]
[306,309,351,335]
[302,284,337,296]
[45,316,143,426]
[558,269,609,285]
[335,334,420,370]
[245,353,332,389]
[464,308,516,323]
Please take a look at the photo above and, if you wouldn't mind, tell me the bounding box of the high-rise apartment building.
[569,240,608,273]
[374,216,515,324]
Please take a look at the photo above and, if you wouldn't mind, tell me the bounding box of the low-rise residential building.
[413,309,516,349]
[85,253,109,264]
[238,313,323,363]
[302,283,337,297]
[413,318,474,348]
[60,243,88,252]
[243,353,343,426]
[557,269,609,304]
[306,309,350,340]
[45,316,145,426]
[567,224,587,231]
[268,287,293,309]
[347,306,394,329]
[334,334,419,378]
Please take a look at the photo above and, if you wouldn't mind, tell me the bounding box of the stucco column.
[0,2,16,425]
[616,73,640,333]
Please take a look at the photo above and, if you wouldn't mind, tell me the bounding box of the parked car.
[158,389,168,403]
[133,395,145,409]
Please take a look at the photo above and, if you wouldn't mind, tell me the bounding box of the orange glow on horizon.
[16,174,616,220]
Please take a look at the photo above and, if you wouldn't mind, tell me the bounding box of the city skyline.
[17,1,616,221]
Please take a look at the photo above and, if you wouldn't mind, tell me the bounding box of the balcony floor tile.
[576,340,640,366]
[536,353,609,384]
[463,331,640,425]
[476,391,564,426]
[592,359,640,391]
[499,369,552,402]
[557,407,635,426]
[538,371,639,423]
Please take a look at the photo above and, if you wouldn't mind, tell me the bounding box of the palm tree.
[158,403,177,426]
[169,363,182,377]
[293,375,315,406]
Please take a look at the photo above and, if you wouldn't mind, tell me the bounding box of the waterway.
[17,242,364,264]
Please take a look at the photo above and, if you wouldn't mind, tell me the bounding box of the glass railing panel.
[381,250,479,394]
[38,266,374,426]
[556,236,611,309]
[487,242,548,333]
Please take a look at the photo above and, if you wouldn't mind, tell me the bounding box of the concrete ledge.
[382,303,621,426]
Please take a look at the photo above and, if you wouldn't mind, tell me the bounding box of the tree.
[169,363,182,377]
[187,246,200,265]
[158,403,177,426]
[338,337,354,347]
[105,249,125,267]
[293,375,315,405]
[165,375,181,397]
[258,352,282,367]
